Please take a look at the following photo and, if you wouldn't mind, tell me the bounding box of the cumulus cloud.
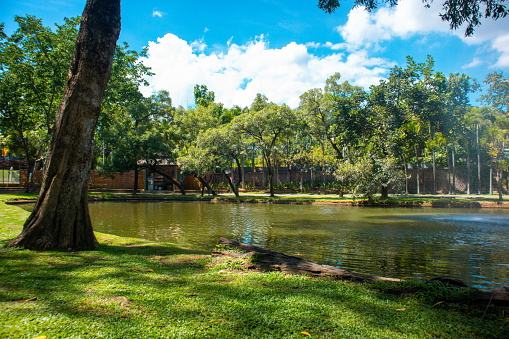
[337,1,447,49]
[462,58,483,69]
[140,34,393,108]
[336,0,509,68]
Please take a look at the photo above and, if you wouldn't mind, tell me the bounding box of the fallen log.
[214,237,509,316]
[214,237,400,282]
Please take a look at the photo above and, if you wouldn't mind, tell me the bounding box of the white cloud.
[140,34,393,108]
[492,33,509,67]
[337,0,509,68]
[462,58,483,69]
[337,1,447,49]
[152,10,165,18]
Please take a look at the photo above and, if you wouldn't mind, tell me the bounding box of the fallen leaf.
[22,297,37,302]
[431,301,444,308]
[396,308,406,311]
[146,269,154,272]
[300,331,311,337]
[205,264,213,267]
[185,294,198,297]
[326,318,331,321]
[218,270,228,274]
[109,296,130,308]
[32,336,47,339]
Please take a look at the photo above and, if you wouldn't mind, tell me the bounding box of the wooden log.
[215,237,400,282]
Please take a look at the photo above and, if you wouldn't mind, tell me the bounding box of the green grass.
[1,193,508,338]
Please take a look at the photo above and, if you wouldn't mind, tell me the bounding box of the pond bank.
[5,191,509,209]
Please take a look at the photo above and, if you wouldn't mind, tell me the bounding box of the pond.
[89,201,509,290]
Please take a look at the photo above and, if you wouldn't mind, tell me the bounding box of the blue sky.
[1,0,508,108]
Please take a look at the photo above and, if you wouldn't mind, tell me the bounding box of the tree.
[7,0,121,250]
[481,72,509,200]
[235,98,296,197]
[194,84,215,107]
[318,0,508,36]
[0,16,80,191]
[99,91,182,194]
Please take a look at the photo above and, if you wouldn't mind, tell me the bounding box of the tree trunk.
[262,157,266,190]
[452,145,456,195]
[447,148,451,194]
[414,146,420,194]
[132,165,139,195]
[490,160,493,195]
[195,175,216,196]
[497,141,504,201]
[300,169,303,193]
[403,157,409,195]
[381,186,388,199]
[21,132,34,193]
[223,170,239,197]
[7,0,121,250]
[235,158,242,187]
[476,124,481,194]
[241,157,245,190]
[265,155,275,197]
[466,139,471,195]
[497,167,503,201]
[275,155,280,191]
[149,166,185,195]
[432,150,437,194]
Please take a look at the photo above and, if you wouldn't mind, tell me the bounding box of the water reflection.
[89,201,509,289]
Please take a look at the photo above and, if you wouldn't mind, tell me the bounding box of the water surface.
[89,201,509,289]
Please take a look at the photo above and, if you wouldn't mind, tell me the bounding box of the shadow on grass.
[1,242,508,338]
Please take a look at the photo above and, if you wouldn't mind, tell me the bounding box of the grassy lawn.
[1,193,508,338]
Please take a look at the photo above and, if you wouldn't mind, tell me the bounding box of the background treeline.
[1,16,508,199]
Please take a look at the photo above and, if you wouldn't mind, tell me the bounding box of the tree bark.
[7,0,121,250]
[380,185,388,199]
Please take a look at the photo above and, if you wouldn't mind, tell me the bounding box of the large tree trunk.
[7,0,121,250]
